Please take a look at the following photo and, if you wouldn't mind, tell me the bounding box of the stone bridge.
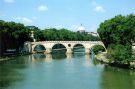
[28,41,106,54]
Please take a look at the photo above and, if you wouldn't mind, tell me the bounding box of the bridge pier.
[32,51,36,54]
[45,48,52,54]
[85,48,90,54]
[66,48,73,54]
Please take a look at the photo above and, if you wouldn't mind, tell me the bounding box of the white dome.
[78,24,86,31]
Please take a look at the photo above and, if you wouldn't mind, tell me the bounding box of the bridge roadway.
[29,41,106,54]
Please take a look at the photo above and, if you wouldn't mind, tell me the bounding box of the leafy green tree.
[107,44,132,63]
[40,28,100,41]
[0,20,32,55]
[98,14,135,63]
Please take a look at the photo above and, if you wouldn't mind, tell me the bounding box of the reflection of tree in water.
[92,58,101,65]
[101,66,135,89]
[0,67,23,89]
[0,56,28,89]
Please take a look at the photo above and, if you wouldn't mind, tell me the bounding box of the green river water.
[0,53,135,89]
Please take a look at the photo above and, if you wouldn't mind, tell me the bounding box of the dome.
[78,24,86,31]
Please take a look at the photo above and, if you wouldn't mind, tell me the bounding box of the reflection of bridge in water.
[28,53,94,64]
[27,41,106,54]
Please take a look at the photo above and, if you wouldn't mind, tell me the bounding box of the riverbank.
[95,52,135,69]
[0,53,30,62]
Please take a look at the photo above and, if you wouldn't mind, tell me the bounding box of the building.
[26,26,39,30]
[87,32,99,37]
[77,24,99,37]
[77,24,86,33]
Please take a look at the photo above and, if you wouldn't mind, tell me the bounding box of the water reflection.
[31,53,67,63]
[83,58,93,67]
[66,54,73,59]
[33,54,52,63]
[0,56,28,89]
[85,54,90,60]
[45,54,52,63]
[0,53,135,89]
[52,53,66,60]
[101,66,135,89]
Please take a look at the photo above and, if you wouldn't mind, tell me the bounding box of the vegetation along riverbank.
[95,52,135,69]
[97,14,135,69]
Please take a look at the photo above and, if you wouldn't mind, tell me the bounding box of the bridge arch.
[90,44,106,54]
[32,44,46,53]
[73,43,85,49]
[51,43,67,53]
[73,43,85,53]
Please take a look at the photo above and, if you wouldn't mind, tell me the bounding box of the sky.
[0,0,135,32]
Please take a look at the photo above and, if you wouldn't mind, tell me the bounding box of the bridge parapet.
[31,41,102,43]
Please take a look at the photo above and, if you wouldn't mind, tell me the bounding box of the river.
[0,52,135,89]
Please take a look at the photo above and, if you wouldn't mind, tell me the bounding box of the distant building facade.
[26,26,39,29]
[86,32,99,37]
[77,24,99,37]
[77,24,86,33]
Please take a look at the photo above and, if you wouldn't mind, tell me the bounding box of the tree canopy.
[0,20,100,56]
[97,14,135,63]
[34,28,100,41]
[0,20,32,56]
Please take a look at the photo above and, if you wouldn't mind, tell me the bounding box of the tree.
[0,20,32,56]
[107,44,132,63]
[98,14,135,63]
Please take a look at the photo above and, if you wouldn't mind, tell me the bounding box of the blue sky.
[0,0,135,32]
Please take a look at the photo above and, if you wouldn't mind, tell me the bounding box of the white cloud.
[4,0,14,3]
[92,1,106,13]
[38,5,48,12]
[13,17,33,24]
[95,6,105,12]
